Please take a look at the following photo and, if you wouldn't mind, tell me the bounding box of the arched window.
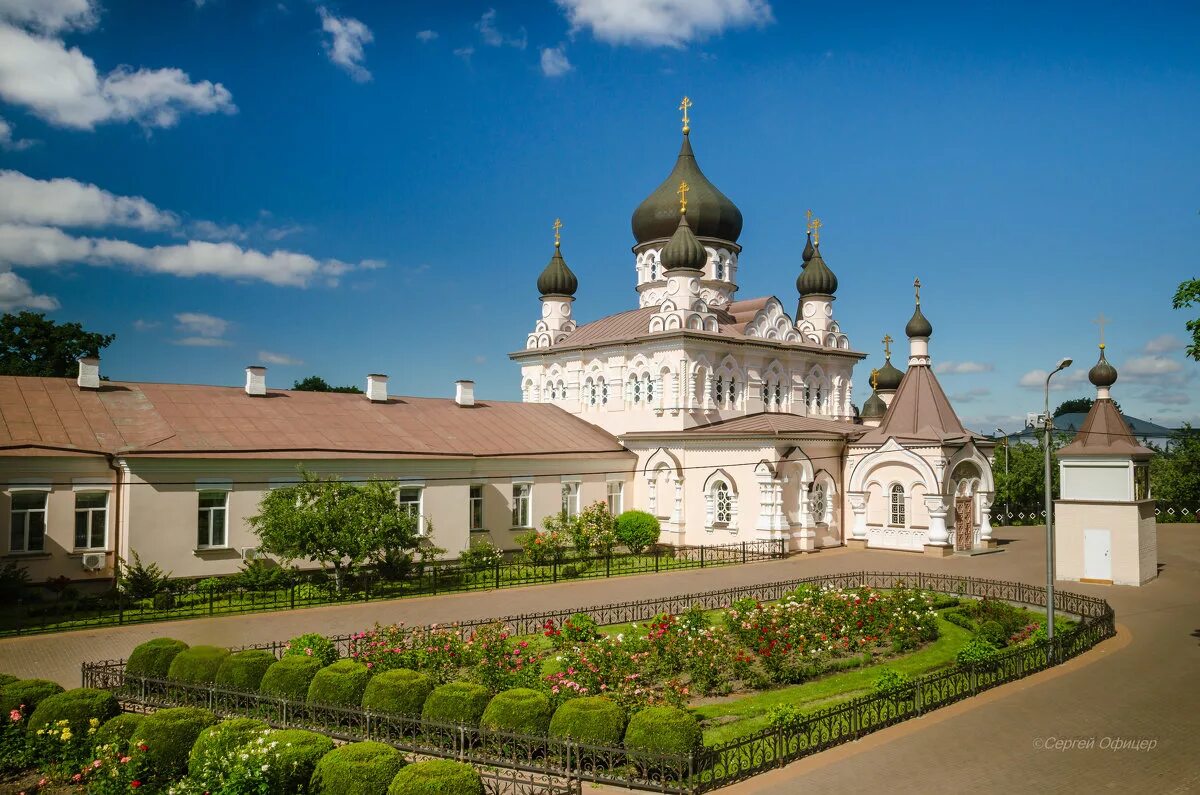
[713,374,725,404]
[815,385,823,414]
[585,378,597,407]
[890,484,906,526]
[810,485,827,524]
[546,381,557,400]
[715,257,725,280]
[649,256,659,281]
[712,480,733,524]
[773,382,783,408]
[599,378,609,405]
[556,380,565,400]
[727,377,738,407]
[644,373,655,403]
[631,377,642,404]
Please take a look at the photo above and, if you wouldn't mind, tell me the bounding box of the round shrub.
[388,759,483,795]
[126,638,189,679]
[283,632,339,667]
[267,728,335,793]
[259,655,323,701]
[215,648,276,691]
[549,696,626,746]
[129,706,218,781]
[0,679,65,723]
[92,713,144,751]
[188,717,270,778]
[306,659,373,706]
[615,510,661,554]
[979,620,1008,648]
[361,668,433,718]
[480,688,552,736]
[624,706,701,758]
[309,741,406,795]
[167,645,230,685]
[421,682,491,727]
[28,687,119,734]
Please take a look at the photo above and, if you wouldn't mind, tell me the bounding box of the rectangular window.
[74,491,108,549]
[398,487,424,534]
[469,485,484,530]
[197,491,228,548]
[562,481,580,518]
[512,483,532,528]
[607,481,623,515]
[10,491,47,552]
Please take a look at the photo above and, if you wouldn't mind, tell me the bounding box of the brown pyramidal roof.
[855,364,980,446]
[1058,398,1154,458]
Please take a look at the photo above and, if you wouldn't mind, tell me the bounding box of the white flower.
[261,764,270,772]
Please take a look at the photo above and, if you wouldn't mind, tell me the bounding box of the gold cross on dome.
[882,334,893,358]
[679,96,692,133]
[870,369,879,390]
[677,180,690,214]
[807,214,823,245]
[553,218,562,247]
[914,277,922,305]
[1093,312,1110,349]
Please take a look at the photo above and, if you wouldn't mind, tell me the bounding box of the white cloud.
[0,170,178,230]
[259,350,304,366]
[175,311,228,338]
[0,116,35,150]
[556,0,773,48]
[189,219,246,241]
[1121,355,1184,381]
[0,0,98,34]
[540,45,573,77]
[1143,334,1184,354]
[1141,388,1190,406]
[1018,368,1087,390]
[0,22,235,130]
[132,318,159,331]
[174,336,231,347]
[935,360,994,375]
[949,387,990,403]
[453,46,474,60]
[317,6,373,82]
[0,269,57,309]
[476,8,527,49]
[415,29,437,42]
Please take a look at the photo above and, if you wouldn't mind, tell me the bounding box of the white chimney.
[367,373,389,403]
[245,366,267,396]
[455,379,475,407]
[77,356,100,390]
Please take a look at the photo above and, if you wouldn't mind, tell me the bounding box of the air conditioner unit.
[81,552,105,571]
[240,547,261,561]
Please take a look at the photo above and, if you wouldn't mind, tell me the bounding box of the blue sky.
[0,0,1197,434]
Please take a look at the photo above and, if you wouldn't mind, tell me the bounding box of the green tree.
[1053,396,1121,417]
[992,433,1070,523]
[0,312,115,377]
[292,375,363,394]
[1173,278,1200,361]
[1150,424,1200,517]
[248,470,420,591]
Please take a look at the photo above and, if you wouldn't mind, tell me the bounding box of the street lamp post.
[995,428,1008,521]
[1043,358,1072,641]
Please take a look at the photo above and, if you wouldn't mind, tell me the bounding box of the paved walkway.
[2,525,1197,793]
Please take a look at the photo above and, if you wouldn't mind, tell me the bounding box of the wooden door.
[954,497,973,551]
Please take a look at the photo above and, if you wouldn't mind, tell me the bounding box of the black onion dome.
[861,391,887,420]
[661,214,708,272]
[905,304,933,338]
[796,243,838,296]
[875,357,904,391]
[802,231,814,263]
[1089,345,1118,388]
[632,134,743,245]
[536,245,578,296]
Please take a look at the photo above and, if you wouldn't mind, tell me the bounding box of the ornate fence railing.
[82,573,1114,794]
[991,502,1198,526]
[2,538,785,637]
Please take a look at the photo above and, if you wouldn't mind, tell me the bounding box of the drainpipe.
[106,454,123,588]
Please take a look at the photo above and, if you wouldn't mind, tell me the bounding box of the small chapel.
[513,99,997,555]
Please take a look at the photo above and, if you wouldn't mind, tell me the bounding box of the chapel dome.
[536,244,578,297]
[660,214,708,272]
[874,357,904,391]
[1089,345,1118,388]
[861,391,887,420]
[905,304,933,338]
[632,133,743,246]
[796,243,838,296]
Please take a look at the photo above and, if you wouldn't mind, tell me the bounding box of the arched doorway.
[950,461,981,551]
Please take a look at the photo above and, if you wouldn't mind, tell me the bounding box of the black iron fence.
[991,502,1197,526]
[82,572,1114,793]
[2,538,785,638]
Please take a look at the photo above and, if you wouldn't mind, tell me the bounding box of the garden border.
[81,572,1115,793]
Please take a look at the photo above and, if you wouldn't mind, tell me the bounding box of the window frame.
[9,489,49,553]
[398,486,425,535]
[712,480,733,525]
[73,489,109,550]
[197,489,229,550]
[561,480,581,518]
[606,480,624,516]
[469,484,485,531]
[512,481,533,528]
[889,484,906,527]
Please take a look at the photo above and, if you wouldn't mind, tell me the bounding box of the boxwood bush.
[27,688,119,734]
[166,645,230,685]
[92,713,145,751]
[0,679,65,723]
[129,706,218,782]
[361,668,433,717]
[260,655,324,701]
[548,696,626,746]
[307,659,373,706]
[188,717,270,778]
[480,688,552,736]
[421,682,491,727]
[309,741,406,795]
[623,706,701,758]
[125,638,189,678]
[388,759,484,795]
[267,728,335,793]
[215,649,276,691]
[615,510,661,554]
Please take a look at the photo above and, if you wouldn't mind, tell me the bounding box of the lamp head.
[1058,357,1073,370]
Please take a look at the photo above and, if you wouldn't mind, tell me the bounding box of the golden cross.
[870,369,879,390]
[882,334,893,358]
[807,214,823,245]
[677,180,689,214]
[679,96,692,134]
[553,218,562,248]
[1093,312,1110,349]
[914,277,922,305]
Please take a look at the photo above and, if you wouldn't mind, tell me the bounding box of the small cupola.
[906,278,933,366]
[660,182,707,273]
[1089,344,1118,399]
[796,242,838,297]
[874,335,904,394]
[536,219,578,297]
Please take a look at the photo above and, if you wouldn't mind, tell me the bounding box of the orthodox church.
[513,100,996,555]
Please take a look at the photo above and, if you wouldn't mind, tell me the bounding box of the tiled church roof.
[1058,398,1154,459]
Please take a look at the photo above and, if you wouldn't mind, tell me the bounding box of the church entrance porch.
[954,495,974,551]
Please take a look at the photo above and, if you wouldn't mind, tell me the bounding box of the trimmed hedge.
[548,696,626,746]
[615,510,661,554]
[267,728,335,793]
[361,668,433,718]
[480,688,552,736]
[388,759,484,795]
[421,682,491,727]
[188,717,270,779]
[215,649,276,691]
[27,688,119,734]
[0,679,65,723]
[129,706,218,782]
[92,713,145,751]
[307,659,373,707]
[167,645,230,685]
[125,638,189,679]
[309,741,406,795]
[260,655,324,701]
[623,706,701,757]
